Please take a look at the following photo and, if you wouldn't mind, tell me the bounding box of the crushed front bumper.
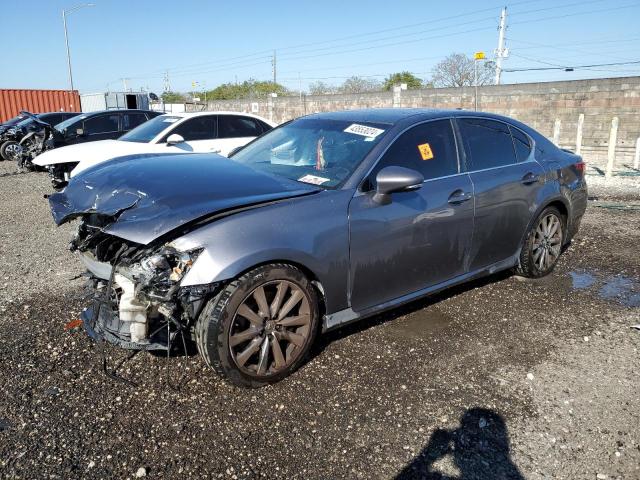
[81,301,171,351]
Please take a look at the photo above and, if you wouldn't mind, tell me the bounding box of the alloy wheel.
[229,280,312,376]
[532,213,562,272]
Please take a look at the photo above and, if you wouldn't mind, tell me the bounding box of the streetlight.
[473,51,485,112]
[62,3,95,92]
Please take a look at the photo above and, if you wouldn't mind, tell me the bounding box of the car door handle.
[447,190,472,204]
[521,172,539,185]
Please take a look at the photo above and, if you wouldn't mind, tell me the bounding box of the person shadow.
[395,408,524,480]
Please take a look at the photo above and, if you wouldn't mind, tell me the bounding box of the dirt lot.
[0,163,638,480]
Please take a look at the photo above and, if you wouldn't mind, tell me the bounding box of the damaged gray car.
[48,109,587,388]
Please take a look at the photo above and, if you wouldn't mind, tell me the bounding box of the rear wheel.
[0,141,20,161]
[195,264,319,388]
[517,206,565,278]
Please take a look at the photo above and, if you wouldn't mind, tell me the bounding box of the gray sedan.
[48,108,587,388]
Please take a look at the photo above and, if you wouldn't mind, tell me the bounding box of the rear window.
[458,118,517,170]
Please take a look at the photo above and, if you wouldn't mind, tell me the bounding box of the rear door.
[348,119,475,311]
[456,117,544,271]
[215,115,265,156]
[79,113,121,143]
[122,112,149,133]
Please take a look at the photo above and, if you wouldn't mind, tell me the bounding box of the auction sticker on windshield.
[298,174,330,185]
[344,124,385,139]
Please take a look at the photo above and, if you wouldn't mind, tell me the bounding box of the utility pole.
[163,70,171,93]
[62,3,95,92]
[272,50,277,84]
[494,7,509,85]
[122,78,129,91]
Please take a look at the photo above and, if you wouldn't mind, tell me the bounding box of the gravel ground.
[0,162,639,480]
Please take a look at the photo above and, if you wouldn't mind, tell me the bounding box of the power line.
[504,59,640,72]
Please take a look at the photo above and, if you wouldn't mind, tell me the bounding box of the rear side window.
[218,115,263,138]
[122,113,148,131]
[83,114,120,134]
[510,126,532,162]
[163,116,216,141]
[369,119,459,185]
[458,118,517,170]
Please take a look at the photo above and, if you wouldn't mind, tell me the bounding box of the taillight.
[575,161,585,176]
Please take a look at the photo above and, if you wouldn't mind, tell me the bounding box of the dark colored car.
[48,108,587,388]
[0,111,79,160]
[49,109,161,149]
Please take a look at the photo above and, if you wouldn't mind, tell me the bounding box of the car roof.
[156,111,276,125]
[303,108,525,126]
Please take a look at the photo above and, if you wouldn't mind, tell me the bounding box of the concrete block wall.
[195,76,640,168]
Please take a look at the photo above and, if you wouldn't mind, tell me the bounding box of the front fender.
[174,189,353,314]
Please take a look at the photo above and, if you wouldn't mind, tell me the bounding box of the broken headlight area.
[73,220,212,351]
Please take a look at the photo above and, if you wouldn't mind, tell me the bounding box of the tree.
[308,81,337,95]
[338,76,382,94]
[431,53,494,88]
[204,79,289,100]
[161,91,186,103]
[383,71,423,90]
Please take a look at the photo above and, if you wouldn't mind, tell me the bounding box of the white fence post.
[605,117,619,179]
[634,137,640,170]
[576,113,584,155]
[553,119,561,146]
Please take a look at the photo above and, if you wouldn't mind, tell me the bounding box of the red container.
[0,89,81,122]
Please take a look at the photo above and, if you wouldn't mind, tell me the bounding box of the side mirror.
[372,166,424,205]
[75,128,84,136]
[166,133,185,146]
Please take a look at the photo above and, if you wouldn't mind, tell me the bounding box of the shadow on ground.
[396,408,524,480]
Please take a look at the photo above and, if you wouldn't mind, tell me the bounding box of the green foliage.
[161,91,187,103]
[383,72,423,91]
[204,79,289,100]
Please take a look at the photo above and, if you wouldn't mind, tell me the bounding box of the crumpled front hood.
[48,153,320,244]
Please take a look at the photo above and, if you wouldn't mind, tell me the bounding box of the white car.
[33,111,275,188]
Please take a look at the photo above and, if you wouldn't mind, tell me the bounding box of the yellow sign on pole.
[474,51,485,60]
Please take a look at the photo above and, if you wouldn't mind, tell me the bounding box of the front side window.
[510,126,532,162]
[218,115,262,138]
[231,118,388,188]
[458,118,517,171]
[162,116,216,142]
[368,119,459,188]
[83,114,120,135]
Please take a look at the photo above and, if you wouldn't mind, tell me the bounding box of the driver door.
[160,115,218,153]
[348,119,475,312]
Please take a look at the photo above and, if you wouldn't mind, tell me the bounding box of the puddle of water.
[569,271,596,289]
[599,276,640,308]
[568,270,640,308]
[390,307,453,339]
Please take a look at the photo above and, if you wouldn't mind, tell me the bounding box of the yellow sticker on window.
[418,143,434,160]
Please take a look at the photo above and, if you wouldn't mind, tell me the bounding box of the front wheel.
[195,264,320,388]
[517,206,565,278]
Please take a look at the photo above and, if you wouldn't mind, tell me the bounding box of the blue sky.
[1,0,639,94]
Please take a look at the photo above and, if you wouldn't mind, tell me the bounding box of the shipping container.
[80,92,150,112]
[0,89,80,123]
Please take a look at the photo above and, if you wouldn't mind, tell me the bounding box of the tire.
[516,206,565,278]
[0,141,19,161]
[195,264,320,388]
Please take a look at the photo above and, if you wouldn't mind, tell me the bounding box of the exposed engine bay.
[73,214,214,350]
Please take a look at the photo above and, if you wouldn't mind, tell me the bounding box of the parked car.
[0,111,79,160]
[33,111,275,189]
[0,112,30,137]
[47,109,587,388]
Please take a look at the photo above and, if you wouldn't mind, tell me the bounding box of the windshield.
[55,113,88,132]
[4,114,28,126]
[230,118,388,188]
[119,115,180,143]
